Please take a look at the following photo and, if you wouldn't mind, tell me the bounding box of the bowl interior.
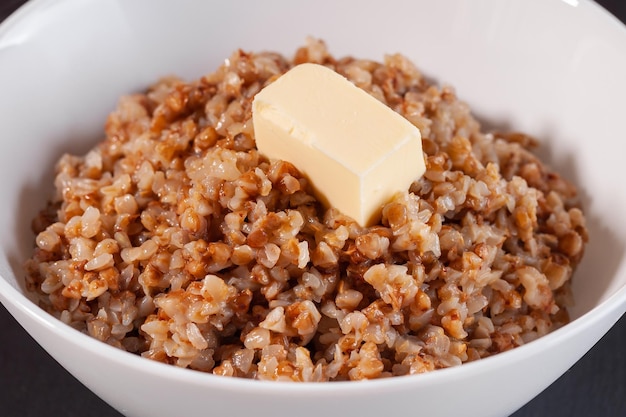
[0,0,625,329]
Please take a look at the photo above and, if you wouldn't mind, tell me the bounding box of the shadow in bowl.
[476,115,626,320]
[532,129,626,318]
[570,213,625,318]
[8,132,101,298]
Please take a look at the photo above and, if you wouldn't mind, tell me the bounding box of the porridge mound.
[25,39,588,381]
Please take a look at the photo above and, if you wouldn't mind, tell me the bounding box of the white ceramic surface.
[1,1,625,416]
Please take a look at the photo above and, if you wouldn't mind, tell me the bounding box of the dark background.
[1,1,625,416]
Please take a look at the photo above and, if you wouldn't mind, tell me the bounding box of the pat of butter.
[252,63,425,227]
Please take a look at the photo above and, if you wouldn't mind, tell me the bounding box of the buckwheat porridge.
[24,39,588,381]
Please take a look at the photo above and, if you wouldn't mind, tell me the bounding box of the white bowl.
[1,1,625,416]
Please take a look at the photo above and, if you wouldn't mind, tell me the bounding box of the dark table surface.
[1,1,626,416]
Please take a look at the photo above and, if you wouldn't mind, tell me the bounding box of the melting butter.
[252,63,425,226]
